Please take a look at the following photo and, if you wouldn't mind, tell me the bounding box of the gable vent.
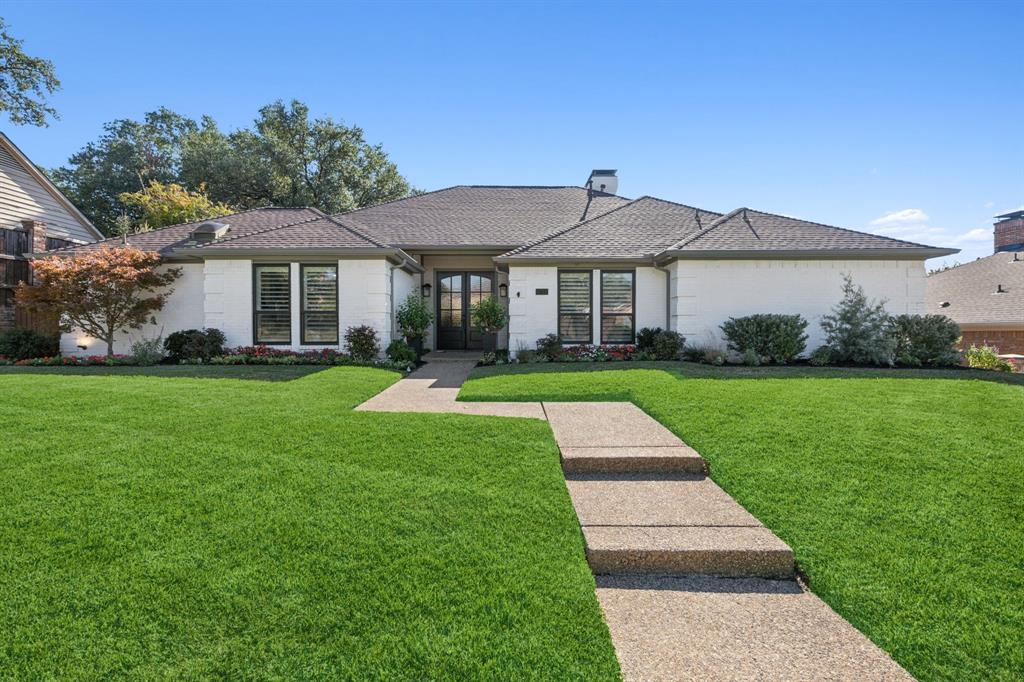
[190,221,230,243]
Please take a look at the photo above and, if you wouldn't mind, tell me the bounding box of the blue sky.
[3,0,1022,266]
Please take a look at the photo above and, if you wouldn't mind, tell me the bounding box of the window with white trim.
[558,270,592,343]
[301,264,338,344]
[253,264,291,344]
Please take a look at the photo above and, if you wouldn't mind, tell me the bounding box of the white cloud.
[867,208,992,270]
[870,208,930,227]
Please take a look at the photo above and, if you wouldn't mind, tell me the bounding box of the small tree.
[16,246,181,356]
[395,292,433,341]
[470,296,508,334]
[119,180,233,231]
[820,274,894,366]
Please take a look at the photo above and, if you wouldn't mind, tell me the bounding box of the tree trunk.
[106,333,115,357]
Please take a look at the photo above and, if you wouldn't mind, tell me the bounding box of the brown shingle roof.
[499,197,721,260]
[336,185,631,248]
[191,214,386,250]
[668,208,949,254]
[926,252,1024,325]
[46,207,323,257]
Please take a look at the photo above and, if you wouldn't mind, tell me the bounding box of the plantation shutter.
[254,264,291,344]
[558,271,592,343]
[302,265,338,344]
[601,271,634,344]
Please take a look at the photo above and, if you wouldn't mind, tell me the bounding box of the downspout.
[652,257,672,330]
[389,263,397,344]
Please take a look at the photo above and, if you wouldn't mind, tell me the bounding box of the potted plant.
[396,292,433,358]
[470,295,508,352]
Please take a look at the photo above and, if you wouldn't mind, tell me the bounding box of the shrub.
[345,325,380,361]
[470,296,508,334]
[820,275,895,366]
[0,328,59,361]
[649,330,685,360]
[808,345,833,366]
[164,328,226,363]
[636,327,662,352]
[741,348,761,366]
[207,345,414,371]
[15,354,134,366]
[535,333,562,361]
[477,350,510,366]
[396,292,433,341]
[964,345,1012,372]
[720,314,808,364]
[130,336,165,366]
[386,339,417,364]
[888,314,961,367]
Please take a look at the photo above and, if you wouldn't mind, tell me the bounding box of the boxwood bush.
[888,314,961,367]
[720,314,808,364]
[0,328,59,361]
[164,328,226,363]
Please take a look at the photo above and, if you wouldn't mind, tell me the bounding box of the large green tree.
[0,17,61,126]
[54,100,412,235]
[50,108,198,231]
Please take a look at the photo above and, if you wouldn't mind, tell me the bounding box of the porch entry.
[436,271,494,350]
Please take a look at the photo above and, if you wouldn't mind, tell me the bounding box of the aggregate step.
[566,475,762,527]
[544,402,685,447]
[561,446,706,475]
[583,525,795,579]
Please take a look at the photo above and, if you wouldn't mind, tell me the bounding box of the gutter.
[171,246,425,273]
[653,247,960,263]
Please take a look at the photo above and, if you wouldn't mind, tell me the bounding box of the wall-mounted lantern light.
[421,282,432,298]
[498,283,508,298]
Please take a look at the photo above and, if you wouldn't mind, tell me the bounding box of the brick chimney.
[21,219,47,255]
[994,209,1024,253]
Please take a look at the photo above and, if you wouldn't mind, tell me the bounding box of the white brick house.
[48,171,955,357]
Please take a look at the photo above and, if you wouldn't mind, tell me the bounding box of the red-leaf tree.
[16,246,181,356]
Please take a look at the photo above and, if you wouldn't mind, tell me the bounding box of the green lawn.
[0,367,619,680]
[461,363,1024,681]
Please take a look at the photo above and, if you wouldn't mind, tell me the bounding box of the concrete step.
[584,526,795,579]
[561,446,706,475]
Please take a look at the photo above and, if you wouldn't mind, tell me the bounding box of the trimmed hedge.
[0,328,59,361]
[720,314,808,364]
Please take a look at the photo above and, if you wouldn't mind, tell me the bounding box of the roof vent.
[995,284,1007,294]
[190,221,230,243]
[939,301,950,308]
[586,169,618,195]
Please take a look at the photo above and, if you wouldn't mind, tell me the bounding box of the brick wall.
[995,217,1024,252]
[960,329,1024,355]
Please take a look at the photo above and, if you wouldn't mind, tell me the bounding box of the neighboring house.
[926,209,1024,354]
[1,132,102,332]
[48,170,956,357]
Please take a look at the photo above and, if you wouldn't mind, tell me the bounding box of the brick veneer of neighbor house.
[960,329,1024,355]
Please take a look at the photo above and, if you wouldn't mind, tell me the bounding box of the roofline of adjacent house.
[171,245,424,272]
[653,247,959,262]
[0,132,104,241]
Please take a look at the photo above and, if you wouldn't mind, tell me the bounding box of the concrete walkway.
[354,355,544,418]
[356,357,911,681]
